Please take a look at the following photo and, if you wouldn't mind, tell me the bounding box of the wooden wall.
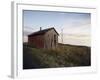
[28,29,58,49]
[44,29,58,49]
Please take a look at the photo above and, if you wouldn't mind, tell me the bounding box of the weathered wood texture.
[44,29,58,49]
[28,28,58,49]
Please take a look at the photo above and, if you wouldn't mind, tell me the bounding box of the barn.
[28,27,59,49]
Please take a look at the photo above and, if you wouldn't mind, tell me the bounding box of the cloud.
[23,11,91,46]
[23,35,28,42]
[23,26,35,36]
[62,23,91,35]
[58,33,91,46]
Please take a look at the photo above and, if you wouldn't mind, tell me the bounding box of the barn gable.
[28,27,59,49]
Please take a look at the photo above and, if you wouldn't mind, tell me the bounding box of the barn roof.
[28,27,59,37]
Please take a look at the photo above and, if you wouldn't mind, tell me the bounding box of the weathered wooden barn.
[28,27,59,49]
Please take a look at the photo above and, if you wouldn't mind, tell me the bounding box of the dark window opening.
[54,35,56,46]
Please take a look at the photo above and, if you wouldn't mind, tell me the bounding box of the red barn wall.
[28,35,44,48]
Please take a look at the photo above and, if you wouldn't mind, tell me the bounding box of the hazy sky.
[23,10,91,46]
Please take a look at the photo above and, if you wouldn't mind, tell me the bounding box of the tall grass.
[23,43,91,69]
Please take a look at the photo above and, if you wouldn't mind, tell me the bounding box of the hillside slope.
[23,43,91,69]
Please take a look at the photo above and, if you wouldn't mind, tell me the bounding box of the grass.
[23,43,91,69]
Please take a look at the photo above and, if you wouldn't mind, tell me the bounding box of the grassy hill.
[23,43,91,69]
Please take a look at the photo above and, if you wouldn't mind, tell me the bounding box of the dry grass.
[23,43,91,69]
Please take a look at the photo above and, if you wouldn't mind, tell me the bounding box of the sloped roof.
[28,27,59,37]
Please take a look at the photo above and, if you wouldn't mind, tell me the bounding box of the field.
[23,43,91,69]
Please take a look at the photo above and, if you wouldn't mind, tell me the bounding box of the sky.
[23,10,91,46]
